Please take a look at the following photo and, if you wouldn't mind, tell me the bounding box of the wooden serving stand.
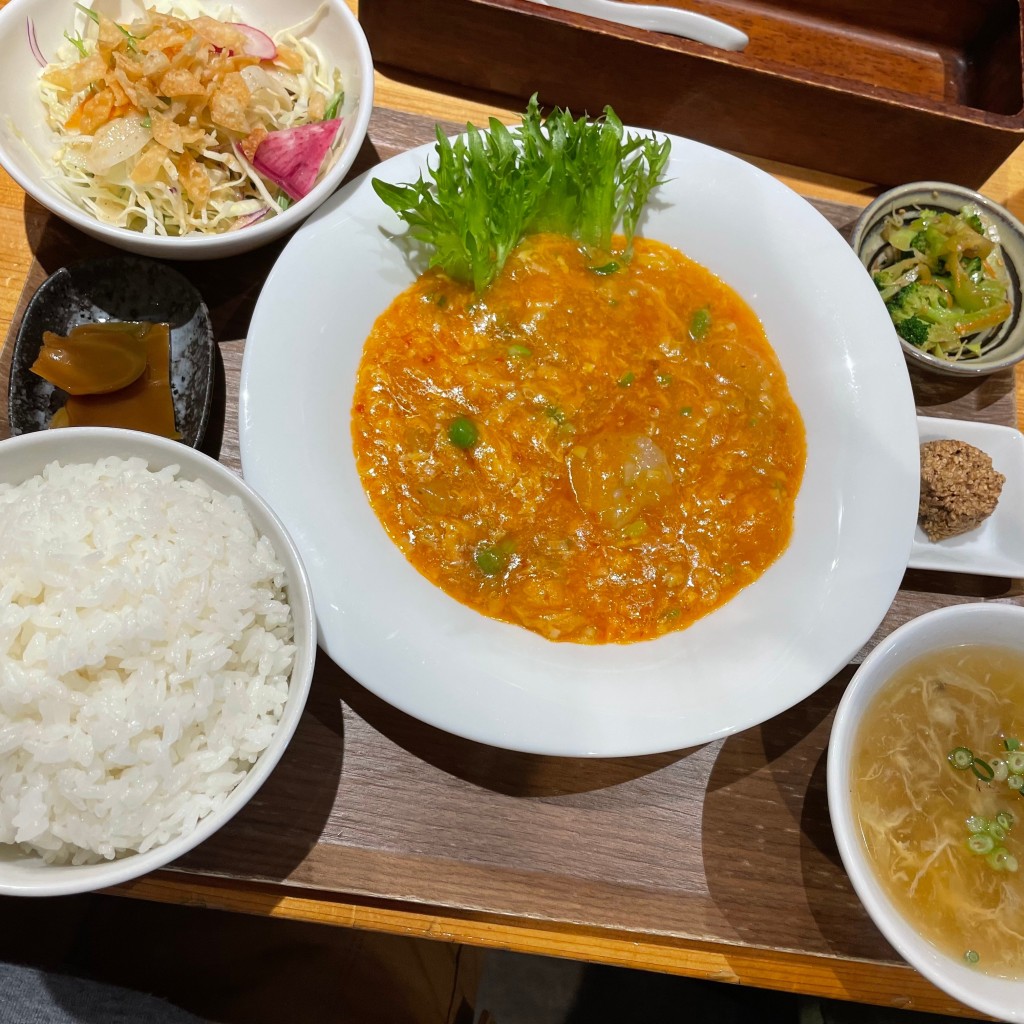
[359,0,1024,187]
[1,105,1020,1019]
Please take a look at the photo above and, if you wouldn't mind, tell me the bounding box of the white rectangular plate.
[911,415,1024,577]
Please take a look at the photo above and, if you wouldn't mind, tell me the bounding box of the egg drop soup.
[852,645,1024,977]
[351,234,805,643]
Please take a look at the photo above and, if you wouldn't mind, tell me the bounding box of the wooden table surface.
[3,3,1024,1018]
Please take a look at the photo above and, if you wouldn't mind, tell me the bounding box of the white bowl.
[240,130,920,757]
[0,0,373,259]
[0,427,317,896]
[828,602,1024,1021]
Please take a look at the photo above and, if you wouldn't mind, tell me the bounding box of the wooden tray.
[359,0,1024,187]
[1,107,1021,1018]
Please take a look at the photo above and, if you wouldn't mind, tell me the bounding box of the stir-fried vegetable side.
[873,204,1012,361]
[36,2,345,235]
[372,96,672,292]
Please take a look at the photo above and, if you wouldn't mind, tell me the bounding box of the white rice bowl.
[0,427,315,896]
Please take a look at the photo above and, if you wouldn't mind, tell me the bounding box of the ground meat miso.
[919,440,1005,542]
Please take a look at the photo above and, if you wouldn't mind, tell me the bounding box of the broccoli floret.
[893,316,931,347]
[885,282,956,322]
[885,282,961,350]
[910,229,929,253]
[962,255,984,283]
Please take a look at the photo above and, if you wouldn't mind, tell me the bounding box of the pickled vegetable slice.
[31,321,150,394]
[46,321,179,439]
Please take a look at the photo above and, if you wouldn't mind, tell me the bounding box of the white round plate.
[239,131,919,757]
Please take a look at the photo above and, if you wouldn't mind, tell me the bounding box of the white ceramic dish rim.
[827,602,1024,1022]
[909,415,1024,577]
[0,426,317,897]
[239,128,920,758]
[0,0,374,259]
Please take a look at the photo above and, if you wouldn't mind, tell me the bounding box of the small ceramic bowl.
[0,0,373,259]
[849,181,1024,378]
[8,256,214,446]
[828,603,1024,1022]
[0,426,317,897]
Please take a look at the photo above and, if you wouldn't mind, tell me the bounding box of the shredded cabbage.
[37,2,345,236]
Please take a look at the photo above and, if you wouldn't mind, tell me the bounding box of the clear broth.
[852,644,1024,977]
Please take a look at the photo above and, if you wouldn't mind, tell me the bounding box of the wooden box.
[359,0,1024,186]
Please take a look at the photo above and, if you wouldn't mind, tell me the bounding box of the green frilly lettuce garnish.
[371,96,671,292]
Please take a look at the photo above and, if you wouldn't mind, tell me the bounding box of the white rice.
[0,456,295,865]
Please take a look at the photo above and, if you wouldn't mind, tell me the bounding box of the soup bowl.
[828,601,1024,1021]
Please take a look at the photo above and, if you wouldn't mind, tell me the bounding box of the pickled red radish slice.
[229,22,277,59]
[252,119,342,200]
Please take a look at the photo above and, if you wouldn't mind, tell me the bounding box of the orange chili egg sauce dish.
[238,106,919,756]
[353,233,805,644]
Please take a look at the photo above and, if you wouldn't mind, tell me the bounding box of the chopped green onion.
[507,344,532,358]
[968,833,995,855]
[986,847,1018,872]
[588,261,620,275]
[474,539,514,577]
[972,757,995,782]
[986,822,1007,842]
[324,90,344,120]
[277,193,293,211]
[1009,775,1024,791]
[656,373,672,386]
[996,810,1014,831]
[948,746,974,770]
[689,307,711,340]
[993,758,1010,782]
[617,371,635,387]
[964,950,980,965]
[1007,751,1024,774]
[544,406,566,424]
[141,115,151,130]
[474,547,503,576]
[966,815,988,834]
[63,30,88,56]
[1005,737,1022,752]
[447,416,479,449]
[75,5,137,49]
